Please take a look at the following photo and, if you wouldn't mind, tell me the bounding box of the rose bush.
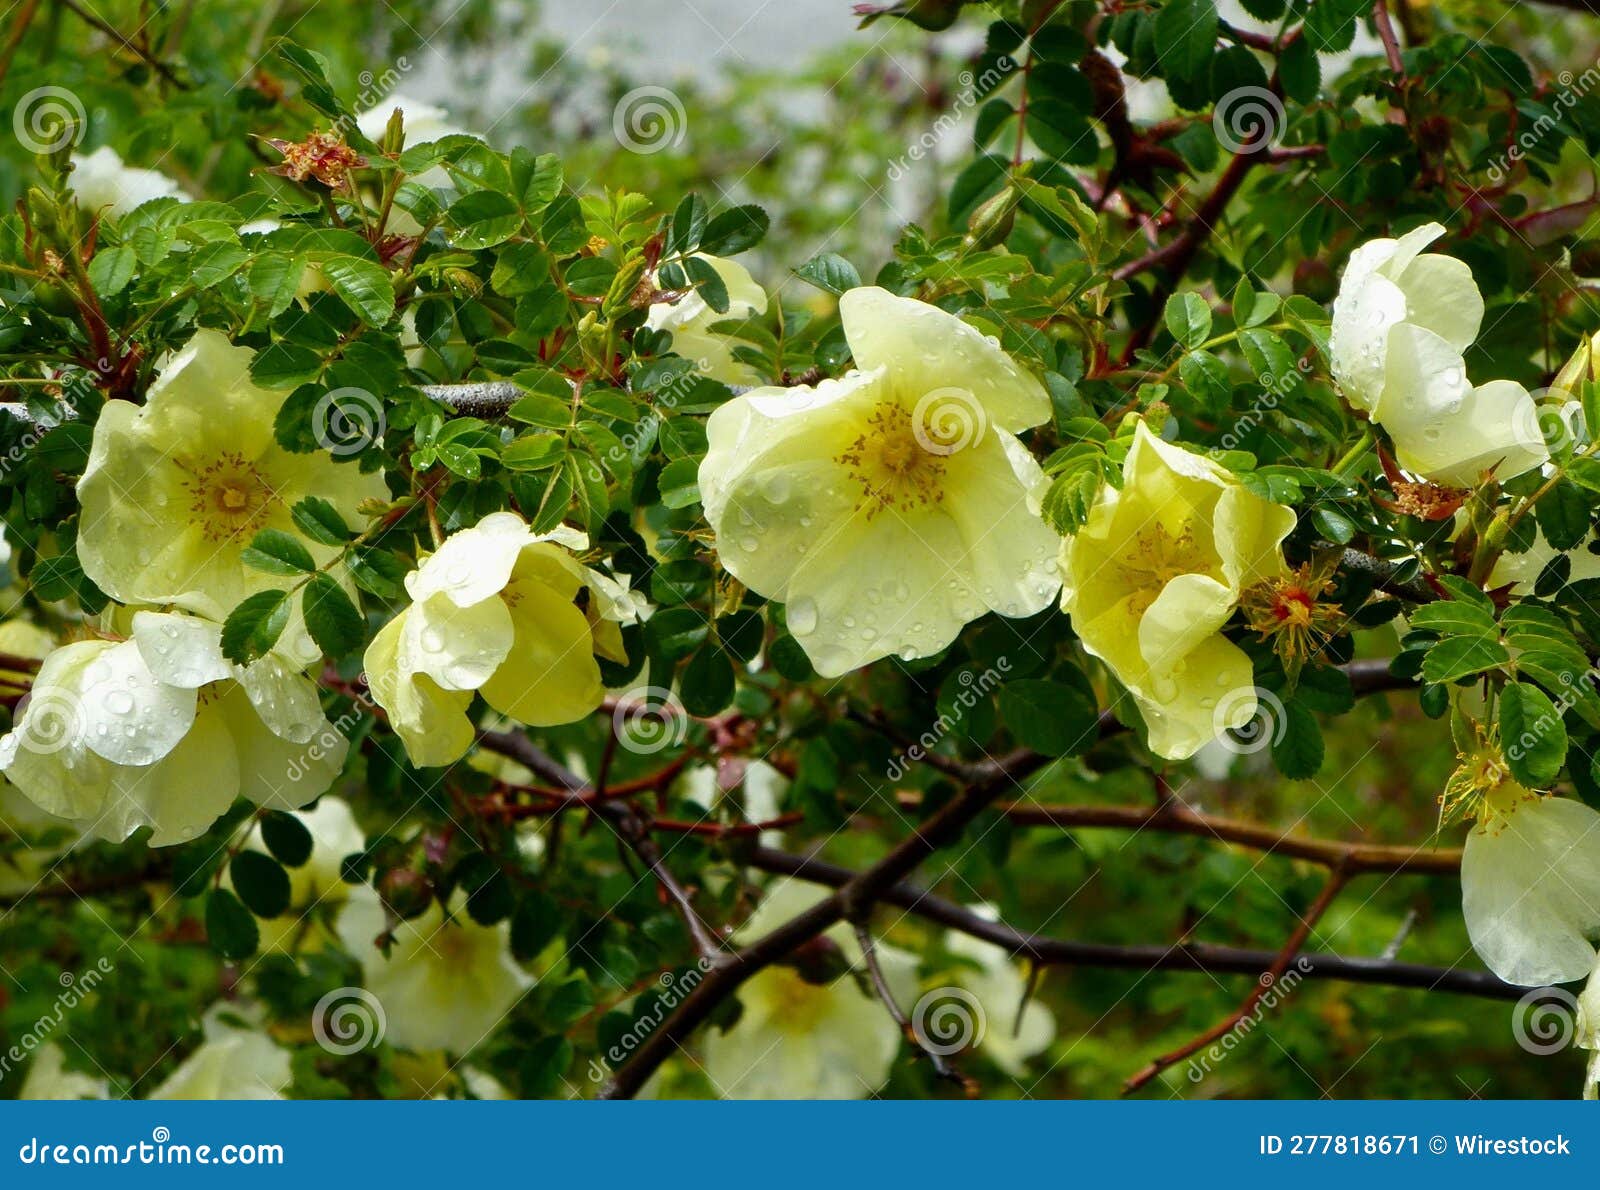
[5,0,1600,1101]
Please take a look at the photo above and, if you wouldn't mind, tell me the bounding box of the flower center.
[183,452,278,543]
[835,398,966,519]
[1117,525,1212,614]
[1441,732,1538,832]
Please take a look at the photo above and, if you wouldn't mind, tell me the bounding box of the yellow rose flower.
[336,887,534,1055]
[1059,422,1295,760]
[148,1003,292,1100]
[75,329,387,666]
[0,612,346,845]
[701,879,914,1099]
[1329,224,1546,486]
[644,254,768,385]
[363,511,632,768]
[698,286,1062,677]
[227,796,365,953]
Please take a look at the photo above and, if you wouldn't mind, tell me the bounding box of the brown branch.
[1122,865,1350,1093]
[54,0,190,89]
[743,846,1524,1000]
[477,731,732,969]
[972,799,1461,876]
[596,755,1034,1098]
[852,921,967,1088]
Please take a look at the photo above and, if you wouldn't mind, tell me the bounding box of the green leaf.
[679,646,735,716]
[205,888,259,959]
[1534,478,1589,551]
[997,679,1099,756]
[231,851,291,918]
[1154,0,1217,83]
[87,245,136,296]
[667,193,708,257]
[1500,681,1568,786]
[303,572,364,657]
[348,547,408,599]
[1178,349,1231,410]
[221,590,292,666]
[1164,292,1212,348]
[658,457,702,508]
[240,528,317,575]
[259,810,314,867]
[700,204,770,255]
[320,256,396,325]
[1409,597,1498,638]
[291,496,352,546]
[510,890,564,961]
[1421,635,1510,684]
[1271,701,1324,779]
[249,253,308,318]
[795,252,862,296]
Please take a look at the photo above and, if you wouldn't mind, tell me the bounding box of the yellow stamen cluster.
[183,452,278,543]
[1440,726,1540,832]
[835,402,947,519]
